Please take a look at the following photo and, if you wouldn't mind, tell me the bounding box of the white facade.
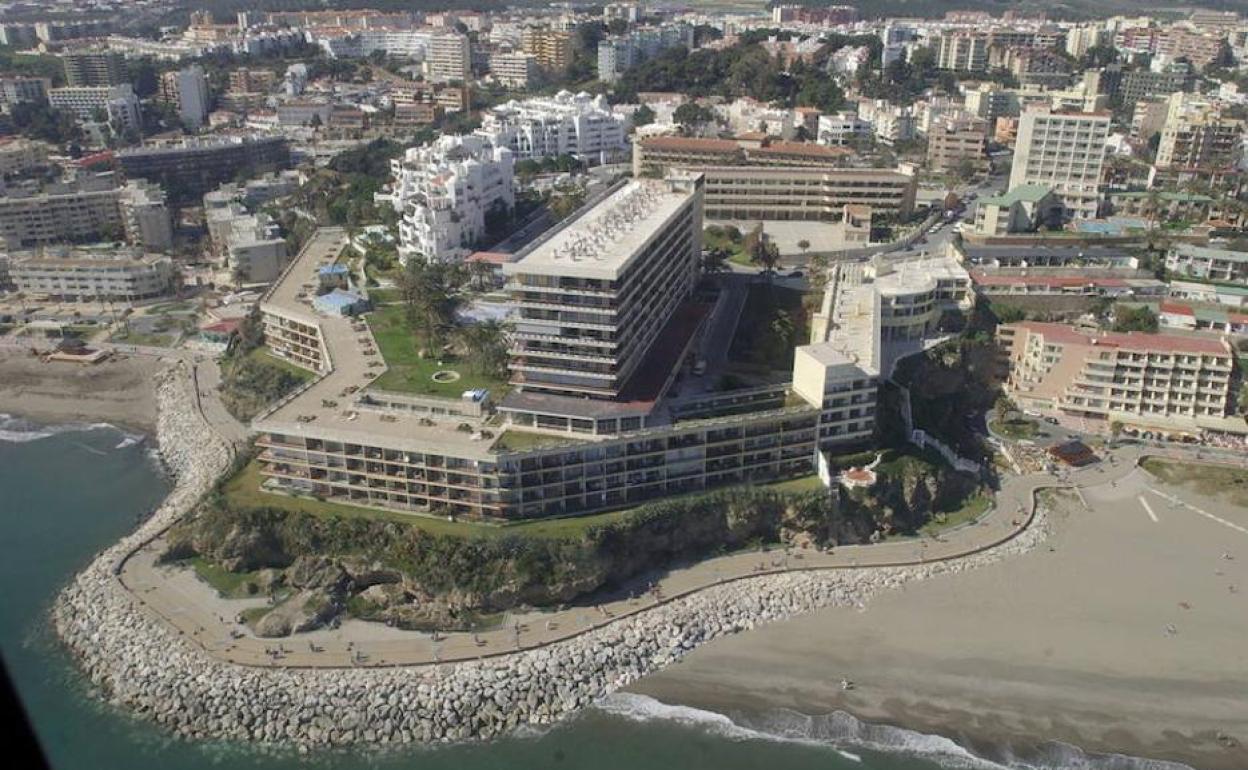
[597,25,692,83]
[428,33,471,83]
[817,112,871,145]
[48,85,142,135]
[490,52,538,88]
[388,135,516,263]
[479,91,629,164]
[1008,107,1110,221]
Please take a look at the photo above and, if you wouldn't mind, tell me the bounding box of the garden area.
[725,284,813,383]
[368,305,509,398]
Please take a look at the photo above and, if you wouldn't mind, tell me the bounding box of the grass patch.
[703,224,750,266]
[919,491,992,536]
[240,606,270,628]
[1141,458,1248,508]
[190,556,259,598]
[248,347,315,381]
[990,417,1039,440]
[368,305,509,398]
[492,429,589,452]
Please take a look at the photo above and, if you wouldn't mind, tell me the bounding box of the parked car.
[787,270,804,278]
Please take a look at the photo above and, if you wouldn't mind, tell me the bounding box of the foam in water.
[0,413,124,445]
[594,693,1195,770]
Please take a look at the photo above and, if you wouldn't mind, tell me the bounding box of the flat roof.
[981,183,1052,207]
[503,177,697,281]
[1172,243,1248,264]
[961,244,1134,260]
[1009,321,1231,356]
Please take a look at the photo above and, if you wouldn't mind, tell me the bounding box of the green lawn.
[703,225,751,266]
[189,556,260,598]
[492,429,590,452]
[919,491,993,536]
[990,417,1040,440]
[367,305,509,397]
[248,347,315,382]
[1141,458,1248,508]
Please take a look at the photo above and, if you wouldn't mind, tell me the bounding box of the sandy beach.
[0,350,166,434]
[632,474,1248,770]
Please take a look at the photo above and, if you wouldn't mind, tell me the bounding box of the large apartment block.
[61,50,127,87]
[477,91,629,165]
[504,175,704,400]
[1154,93,1244,171]
[634,136,915,221]
[520,27,573,72]
[1008,107,1110,221]
[427,32,471,83]
[937,32,988,72]
[0,177,171,251]
[388,135,515,263]
[116,135,291,205]
[9,248,175,302]
[998,321,1236,433]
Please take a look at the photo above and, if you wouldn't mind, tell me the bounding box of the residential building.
[971,184,1062,236]
[207,201,288,284]
[477,91,630,165]
[963,83,1019,127]
[1117,64,1196,109]
[817,112,872,146]
[504,174,704,400]
[387,135,515,262]
[957,244,1138,269]
[1008,107,1110,221]
[1131,97,1169,141]
[276,101,333,128]
[0,77,50,108]
[634,137,914,220]
[61,51,127,87]
[597,25,693,83]
[0,138,50,177]
[490,52,539,88]
[8,248,175,302]
[116,135,291,205]
[48,85,142,135]
[1065,23,1108,59]
[1154,93,1244,171]
[428,33,471,83]
[998,321,1237,434]
[927,114,989,173]
[521,27,574,72]
[174,65,210,130]
[0,177,171,251]
[1165,244,1248,285]
[937,32,989,72]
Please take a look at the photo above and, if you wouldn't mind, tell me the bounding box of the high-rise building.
[927,114,989,173]
[490,53,539,89]
[1008,107,1110,221]
[387,135,515,262]
[175,65,210,130]
[0,177,170,251]
[936,32,988,72]
[597,25,693,83]
[116,135,291,205]
[48,85,143,135]
[61,51,127,87]
[1154,93,1244,171]
[504,174,704,400]
[521,27,574,72]
[428,32,471,83]
[0,77,50,107]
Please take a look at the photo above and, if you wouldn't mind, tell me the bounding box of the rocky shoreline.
[53,363,1053,749]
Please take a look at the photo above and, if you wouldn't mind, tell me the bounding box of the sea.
[0,415,1191,770]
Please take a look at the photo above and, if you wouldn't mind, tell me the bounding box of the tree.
[672,102,715,130]
[749,235,781,281]
[1111,305,1159,334]
[606,18,629,36]
[398,257,462,356]
[458,319,510,379]
[701,247,730,275]
[632,104,656,128]
[796,239,811,254]
[955,157,977,182]
[808,252,830,292]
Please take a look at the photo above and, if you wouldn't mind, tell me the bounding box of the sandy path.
[632,470,1248,770]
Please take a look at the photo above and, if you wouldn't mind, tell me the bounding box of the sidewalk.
[118,461,1086,670]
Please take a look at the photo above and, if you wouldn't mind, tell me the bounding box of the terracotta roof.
[640,136,740,152]
[466,251,510,266]
[752,141,850,159]
[1159,301,1195,317]
[1010,321,1230,356]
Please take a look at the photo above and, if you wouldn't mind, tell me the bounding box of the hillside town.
[2,2,1248,767]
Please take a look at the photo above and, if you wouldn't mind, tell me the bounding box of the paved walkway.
[117,454,1127,671]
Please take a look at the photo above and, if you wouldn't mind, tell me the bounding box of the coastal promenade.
[117,455,1104,670]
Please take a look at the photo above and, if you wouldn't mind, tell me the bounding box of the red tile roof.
[752,141,850,159]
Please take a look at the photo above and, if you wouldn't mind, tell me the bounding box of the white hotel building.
[1008,107,1111,222]
[386,135,515,263]
[476,91,630,165]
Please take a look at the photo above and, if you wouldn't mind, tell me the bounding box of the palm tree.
[458,319,509,378]
[749,237,781,283]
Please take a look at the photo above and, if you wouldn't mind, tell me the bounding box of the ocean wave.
[594,693,1194,770]
[0,413,122,445]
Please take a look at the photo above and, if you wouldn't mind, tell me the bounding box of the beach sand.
[632,477,1248,769]
[0,350,165,433]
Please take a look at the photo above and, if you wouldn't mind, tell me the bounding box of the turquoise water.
[0,418,1163,770]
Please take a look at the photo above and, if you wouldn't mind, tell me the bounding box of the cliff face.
[168,470,978,635]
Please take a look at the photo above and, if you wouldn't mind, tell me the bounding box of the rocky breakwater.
[53,362,1056,749]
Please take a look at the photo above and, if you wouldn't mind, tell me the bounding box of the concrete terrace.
[254,229,499,462]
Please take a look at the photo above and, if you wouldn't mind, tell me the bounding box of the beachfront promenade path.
[114,443,1199,671]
